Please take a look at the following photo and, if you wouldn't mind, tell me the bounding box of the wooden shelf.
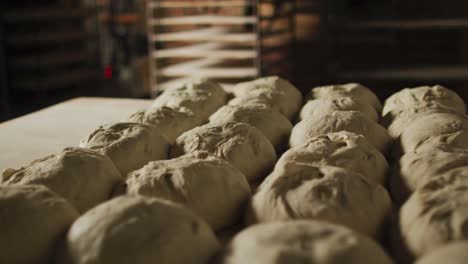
[11,69,99,91]
[342,18,468,31]
[148,1,253,8]
[154,49,257,59]
[10,50,96,69]
[150,15,257,25]
[7,31,95,46]
[335,66,468,82]
[2,7,96,23]
[158,67,258,78]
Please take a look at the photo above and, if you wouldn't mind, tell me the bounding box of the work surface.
[0,97,152,171]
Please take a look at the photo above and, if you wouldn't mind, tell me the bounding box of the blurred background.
[1,0,468,122]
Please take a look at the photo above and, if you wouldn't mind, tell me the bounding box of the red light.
[104,65,113,79]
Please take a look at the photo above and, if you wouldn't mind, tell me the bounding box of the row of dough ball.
[0,77,303,264]
[380,86,468,263]
[246,83,393,251]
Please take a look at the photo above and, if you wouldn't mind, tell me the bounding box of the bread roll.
[209,104,293,151]
[229,76,302,120]
[382,102,458,139]
[219,220,393,264]
[300,97,379,122]
[391,143,468,204]
[1,148,123,213]
[383,85,465,117]
[79,122,169,175]
[0,185,78,264]
[152,79,227,120]
[247,164,391,237]
[415,242,468,264]
[290,111,391,153]
[126,151,251,230]
[128,106,203,144]
[277,131,388,184]
[398,177,468,260]
[58,196,220,264]
[399,113,468,154]
[172,122,276,182]
[307,83,382,111]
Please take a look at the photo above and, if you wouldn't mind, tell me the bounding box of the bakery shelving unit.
[146,0,295,96]
[0,1,102,118]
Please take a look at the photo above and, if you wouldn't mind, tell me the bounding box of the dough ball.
[209,104,293,152]
[127,106,203,144]
[300,97,379,122]
[58,196,220,264]
[152,79,227,120]
[247,164,391,237]
[289,111,391,153]
[382,102,458,139]
[415,241,468,264]
[1,147,123,213]
[172,122,276,182]
[398,177,468,260]
[0,185,78,264]
[126,151,251,230]
[277,131,388,184]
[229,76,302,121]
[79,122,169,176]
[383,85,466,117]
[307,83,382,111]
[399,113,468,154]
[219,220,393,264]
[391,143,468,204]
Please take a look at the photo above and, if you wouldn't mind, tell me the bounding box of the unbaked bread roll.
[229,76,302,120]
[1,147,123,213]
[277,131,388,184]
[398,176,468,260]
[152,79,227,120]
[415,241,468,264]
[289,111,391,153]
[79,122,169,175]
[391,143,468,204]
[209,104,293,151]
[127,106,203,144]
[172,122,276,182]
[383,85,466,117]
[307,83,382,111]
[382,102,458,139]
[398,113,468,154]
[219,220,393,264]
[126,151,251,230]
[0,185,78,264]
[300,97,379,122]
[247,164,391,237]
[58,196,220,264]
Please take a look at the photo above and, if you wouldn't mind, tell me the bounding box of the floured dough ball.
[126,151,251,230]
[277,131,388,184]
[247,164,391,237]
[382,102,458,139]
[290,111,391,153]
[58,196,220,264]
[127,106,203,144]
[0,185,78,264]
[219,220,393,264]
[399,113,468,154]
[391,143,468,204]
[300,97,379,122]
[383,85,466,117]
[307,83,382,111]
[1,147,123,213]
[229,76,302,120]
[398,177,468,260]
[172,122,276,182]
[152,79,227,120]
[209,104,293,151]
[415,241,468,264]
[79,122,169,176]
